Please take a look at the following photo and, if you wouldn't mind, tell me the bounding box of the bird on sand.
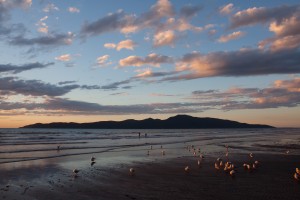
[229,170,235,176]
[91,156,96,162]
[215,162,220,170]
[185,166,190,173]
[294,173,299,181]
[129,168,135,176]
[286,150,290,154]
[197,160,201,166]
[73,169,79,177]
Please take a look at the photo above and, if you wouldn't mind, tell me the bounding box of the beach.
[0,129,300,199]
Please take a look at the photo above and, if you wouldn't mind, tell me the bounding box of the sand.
[0,152,299,200]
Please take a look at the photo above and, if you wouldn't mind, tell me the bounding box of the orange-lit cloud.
[219,3,234,15]
[218,31,245,43]
[119,53,173,67]
[104,39,137,51]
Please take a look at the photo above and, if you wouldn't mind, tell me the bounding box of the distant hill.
[21,115,274,129]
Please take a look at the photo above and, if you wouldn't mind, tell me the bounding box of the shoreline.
[1,153,299,200]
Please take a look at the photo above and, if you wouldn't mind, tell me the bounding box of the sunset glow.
[0,0,300,128]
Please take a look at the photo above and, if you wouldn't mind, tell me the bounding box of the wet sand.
[1,153,299,200]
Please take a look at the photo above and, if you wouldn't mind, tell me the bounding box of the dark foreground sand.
[1,153,299,200]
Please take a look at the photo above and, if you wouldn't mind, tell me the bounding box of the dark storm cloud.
[0,62,54,74]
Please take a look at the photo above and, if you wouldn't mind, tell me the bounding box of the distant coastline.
[21,115,274,129]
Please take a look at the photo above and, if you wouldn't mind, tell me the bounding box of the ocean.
[1,128,299,173]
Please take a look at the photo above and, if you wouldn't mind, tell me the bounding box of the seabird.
[215,162,220,170]
[129,168,135,176]
[197,160,201,166]
[294,173,299,181]
[229,170,235,176]
[185,166,190,173]
[73,169,79,177]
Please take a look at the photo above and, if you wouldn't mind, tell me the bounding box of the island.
[21,115,274,129]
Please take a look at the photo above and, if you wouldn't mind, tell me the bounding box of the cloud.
[219,3,234,15]
[9,32,75,46]
[55,54,71,62]
[80,0,201,39]
[100,79,133,90]
[267,35,300,51]
[36,16,48,34]
[68,7,80,13]
[0,76,105,98]
[104,43,116,49]
[0,62,53,74]
[139,0,174,27]
[150,93,180,97]
[104,39,137,51]
[96,55,110,66]
[134,69,177,79]
[217,31,245,43]
[110,92,129,96]
[0,96,207,116]
[81,10,127,37]
[161,48,300,81]
[191,77,300,110]
[98,69,178,90]
[43,3,59,13]
[180,4,202,19]
[258,11,300,51]
[3,77,298,116]
[58,81,77,85]
[116,39,136,51]
[230,5,299,29]
[119,53,173,67]
[0,0,31,36]
[153,30,176,47]
[0,0,32,10]
[0,77,79,97]
[0,0,32,21]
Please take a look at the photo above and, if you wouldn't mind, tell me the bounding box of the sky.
[0,0,300,128]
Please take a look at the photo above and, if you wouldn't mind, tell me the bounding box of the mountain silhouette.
[21,115,274,129]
